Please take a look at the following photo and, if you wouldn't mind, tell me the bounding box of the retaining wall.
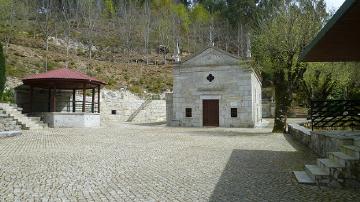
[288,123,354,157]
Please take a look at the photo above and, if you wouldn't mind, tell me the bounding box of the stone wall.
[42,112,100,128]
[251,72,262,123]
[262,100,275,118]
[166,93,174,126]
[132,100,166,123]
[288,123,354,157]
[101,89,166,124]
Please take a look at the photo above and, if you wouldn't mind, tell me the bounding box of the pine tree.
[0,42,5,99]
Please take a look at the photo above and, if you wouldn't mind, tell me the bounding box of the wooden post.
[82,84,86,112]
[91,88,95,113]
[29,86,33,113]
[72,89,76,112]
[48,88,51,112]
[97,85,101,113]
[52,86,57,112]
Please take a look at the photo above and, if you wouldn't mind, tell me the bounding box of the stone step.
[293,171,316,184]
[0,104,47,130]
[317,158,345,173]
[305,165,330,181]
[328,152,358,166]
[354,138,360,147]
[28,117,41,122]
[0,131,22,138]
[341,145,360,158]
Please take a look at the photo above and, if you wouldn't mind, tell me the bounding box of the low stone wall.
[41,112,100,128]
[288,124,354,157]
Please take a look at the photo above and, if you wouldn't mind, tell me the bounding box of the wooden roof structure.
[23,68,105,89]
[22,68,105,113]
[301,0,360,62]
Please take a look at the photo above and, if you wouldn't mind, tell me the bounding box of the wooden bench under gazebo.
[15,68,105,128]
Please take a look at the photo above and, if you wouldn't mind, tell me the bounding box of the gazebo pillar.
[91,88,95,113]
[51,86,57,112]
[48,88,51,112]
[82,84,86,112]
[72,89,76,112]
[29,86,33,113]
[97,85,101,113]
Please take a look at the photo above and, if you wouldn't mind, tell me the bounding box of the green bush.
[0,89,15,103]
[129,85,143,95]
[0,42,5,98]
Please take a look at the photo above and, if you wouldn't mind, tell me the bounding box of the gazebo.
[17,68,106,128]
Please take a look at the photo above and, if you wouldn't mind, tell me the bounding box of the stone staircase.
[0,103,48,130]
[294,138,360,186]
[126,99,152,122]
[0,112,22,137]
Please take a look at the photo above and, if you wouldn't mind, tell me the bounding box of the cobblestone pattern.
[1,124,360,201]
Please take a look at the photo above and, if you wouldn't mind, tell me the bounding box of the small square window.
[185,108,192,117]
[231,108,237,117]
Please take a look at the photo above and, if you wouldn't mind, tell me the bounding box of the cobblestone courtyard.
[1,123,360,201]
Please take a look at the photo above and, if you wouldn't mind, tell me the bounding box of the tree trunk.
[273,70,291,133]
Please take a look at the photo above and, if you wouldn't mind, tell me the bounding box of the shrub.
[0,42,6,99]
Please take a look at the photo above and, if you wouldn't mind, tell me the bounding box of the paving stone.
[0,123,360,201]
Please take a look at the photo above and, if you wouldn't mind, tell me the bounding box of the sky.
[325,0,345,11]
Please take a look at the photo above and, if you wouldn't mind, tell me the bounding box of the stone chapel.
[166,47,262,127]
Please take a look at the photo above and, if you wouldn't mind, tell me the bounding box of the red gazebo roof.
[22,68,106,89]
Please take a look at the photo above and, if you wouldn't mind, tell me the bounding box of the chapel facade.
[166,47,262,128]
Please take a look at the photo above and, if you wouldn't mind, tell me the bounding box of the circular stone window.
[207,74,215,82]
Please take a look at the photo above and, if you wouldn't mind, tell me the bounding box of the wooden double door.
[203,99,219,127]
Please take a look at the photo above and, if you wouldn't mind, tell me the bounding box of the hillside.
[4,35,174,95]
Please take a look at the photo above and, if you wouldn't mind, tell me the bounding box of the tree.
[81,0,99,60]
[36,0,56,71]
[0,0,16,51]
[103,0,115,18]
[225,0,256,57]
[300,66,336,106]
[252,0,327,132]
[0,42,6,99]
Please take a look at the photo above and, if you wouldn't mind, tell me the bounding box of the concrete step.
[305,165,330,181]
[317,158,345,173]
[341,145,360,159]
[293,171,316,184]
[328,152,358,166]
